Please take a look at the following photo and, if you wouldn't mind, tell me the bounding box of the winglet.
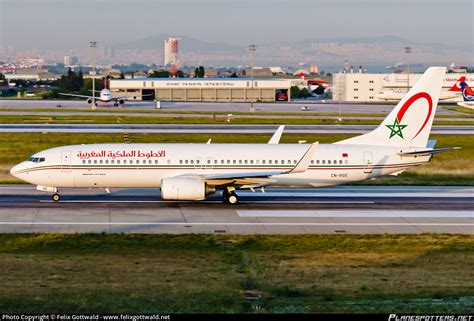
[288,142,318,174]
[268,125,285,144]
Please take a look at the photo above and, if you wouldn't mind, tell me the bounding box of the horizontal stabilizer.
[398,147,461,157]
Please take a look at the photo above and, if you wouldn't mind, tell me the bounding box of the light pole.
[90,41,97,109]
[404,46,411,94]
[249,43,257,112]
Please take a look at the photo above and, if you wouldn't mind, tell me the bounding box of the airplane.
[376,76,464,101]
[10,67,459,205]
[59,78,148,107]
[457,81,474,108]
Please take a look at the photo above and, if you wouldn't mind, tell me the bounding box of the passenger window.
[239,160,242,164]
[250,160,254,164]
[233,160,236,164]
[111,160,115,164]
[100,160,104,164]
[94,160,97,164]
[328,160,331,164]
[207,159,211,164]
[190,159,194,164]
[88,160,92,164]
[179,160,183,164]
[244,160,248,164]
[317,160,320,164]
[167,160,171,164]
[214,160,218,164]
[105,160,109,164]
[269,160,272,164]
[136,160,139,164]
[262,160,266,164]
[185,160,188,164]
[227,160,230,164]
[345,160,349,164]
[311,160,314,164]
[155,160,158,164]
[334,160,337,164]
[322,160,325,164]
[82,160,86,164]
[288,160,291,164]
[339,160,343,164]
[281,160,284,164]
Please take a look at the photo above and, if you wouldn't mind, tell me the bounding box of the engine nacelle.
[118,99,125,105]
[87,98,93,104]
[161,177,215,201]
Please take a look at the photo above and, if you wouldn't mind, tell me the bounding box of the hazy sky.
[0,0,473,50]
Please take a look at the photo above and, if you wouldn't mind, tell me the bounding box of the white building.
[163,38,179,67]
[332,72,474,102]
[110,78,292,102]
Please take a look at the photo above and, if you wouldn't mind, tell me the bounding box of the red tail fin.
[448,76,466,92]
[103,78,107,89]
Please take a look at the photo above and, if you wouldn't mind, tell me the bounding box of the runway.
[0,185,472,234]
[1,123,472,134]
[0,99,463,115]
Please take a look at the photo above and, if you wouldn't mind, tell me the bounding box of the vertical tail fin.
[336,66,446,147]
[448,76,466,92]
[460,82,474,101]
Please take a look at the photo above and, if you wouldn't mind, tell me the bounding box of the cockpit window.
[27,157,45,163]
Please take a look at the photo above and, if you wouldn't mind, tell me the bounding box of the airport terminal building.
[110,78,292,102]
[332,72,474,102]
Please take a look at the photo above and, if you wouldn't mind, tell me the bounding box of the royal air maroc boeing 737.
[10,67,459,204]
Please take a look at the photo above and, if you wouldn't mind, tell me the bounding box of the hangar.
[109,78,292,102]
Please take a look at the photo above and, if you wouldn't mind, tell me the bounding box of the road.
[0,123,472,134]
[1,185,472,234]
[0,99,464,115]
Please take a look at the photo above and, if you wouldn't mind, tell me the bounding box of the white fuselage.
[10,143,429,189]
[98,89,114,102]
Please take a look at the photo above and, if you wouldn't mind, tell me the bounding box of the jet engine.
[161,177,215,200]
[118,99,125,105]
[87,98,93,104]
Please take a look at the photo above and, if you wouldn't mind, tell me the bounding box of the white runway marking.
[39,200,375,204]
[0,222,472,226]
[237,210,474,218]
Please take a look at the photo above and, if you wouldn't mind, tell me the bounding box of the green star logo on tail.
[386,118,408,139]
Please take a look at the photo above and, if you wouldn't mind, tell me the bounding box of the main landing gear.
[223,188,239,205]
[52,193,61,202]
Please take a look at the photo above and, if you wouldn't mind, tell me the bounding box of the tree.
[148,70,170,78]
[194,66,205,78]
[0,73,5,81]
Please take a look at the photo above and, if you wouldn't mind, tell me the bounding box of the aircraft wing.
[59,93,91,99]
[203,142,318,187]
[113,94,155,101]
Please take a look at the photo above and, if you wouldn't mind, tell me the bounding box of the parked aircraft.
[60,78,148,107]
[11,67,458,204]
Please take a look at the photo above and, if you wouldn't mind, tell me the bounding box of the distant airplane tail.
[460,81,474,102]
[336,66,446,148]
[448,76,466,92]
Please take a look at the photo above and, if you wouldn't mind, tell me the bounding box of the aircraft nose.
[10,163,24,179]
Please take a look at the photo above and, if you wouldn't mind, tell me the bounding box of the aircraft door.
[61,151,72,173]
[205,157,214,169]
[363,151,373,173]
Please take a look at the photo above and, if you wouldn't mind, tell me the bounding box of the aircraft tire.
[52,193,61,202]
[226,192,239,205]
